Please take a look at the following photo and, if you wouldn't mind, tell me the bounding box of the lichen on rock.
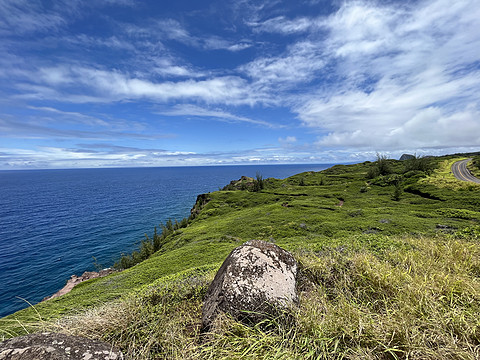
[0,332,123,360]
[201,240,298,331]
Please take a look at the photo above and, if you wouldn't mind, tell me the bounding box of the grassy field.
[467,156,480,179]
[1,154,479,359]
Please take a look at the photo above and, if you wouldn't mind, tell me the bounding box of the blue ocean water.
[0,164,330,317]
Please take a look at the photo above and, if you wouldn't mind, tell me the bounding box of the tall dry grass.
[33,234,480,359]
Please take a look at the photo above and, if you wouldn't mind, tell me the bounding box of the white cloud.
[240,41,326,86]
[202,36,252,51]
[0,114,168,141]
[27,106,111,127]
[325,2,398,56]
[278,136,297,145]
[20,66,261,105]
[158,104,278,127]
[138,19,253,52]
[2,0,480,168]
[249,16,319,34]
[147,58,204,78]
[64,34,137,51]
[0,0,67,35]
[155,19,192,43]
[226,43,253,52]
[290,0,480,151]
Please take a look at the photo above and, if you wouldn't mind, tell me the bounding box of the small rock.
[202,240,298,331]
[0,333,123,360]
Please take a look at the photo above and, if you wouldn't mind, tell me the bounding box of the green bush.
[114,218,189,270]
[473,156,480,170]
[404,155,434,174]
[376,153,393,175]
[366,166,380,179]
[392,180,403,201]
[370,174,402,187]
[367,153,393,179]
[252,172,264,192]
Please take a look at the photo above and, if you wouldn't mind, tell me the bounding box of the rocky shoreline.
[43,269,116,302]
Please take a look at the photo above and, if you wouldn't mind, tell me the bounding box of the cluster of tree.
[403,155,434,174]
[114,218,188,270]
[366,153,393,178]
[366,153,435,201]
[367,153,434,179]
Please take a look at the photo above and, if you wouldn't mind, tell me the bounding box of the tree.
[403,154,433,174]
[253,172,264,192]
[367,153,393,179]
[392,179,403,201]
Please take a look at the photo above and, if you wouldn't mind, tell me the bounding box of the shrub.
[367,153,393,179]
[404,154,434,174]
[366,166,380,179]
[472,155,480,170]
[348,209,364,217]
[376,153,393,175]
[370,174,402,187]
[319,175,325,185]
[392,180,403,201]
[252,172,264,192]
[114,218,189,269]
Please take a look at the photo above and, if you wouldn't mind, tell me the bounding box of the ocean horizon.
[0,163,334,317]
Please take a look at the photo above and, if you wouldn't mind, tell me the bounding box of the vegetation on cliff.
[1,154,479,359]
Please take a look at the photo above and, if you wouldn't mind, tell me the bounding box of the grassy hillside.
[1,155,479,359]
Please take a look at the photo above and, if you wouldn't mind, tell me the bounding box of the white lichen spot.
[11,348,27,355]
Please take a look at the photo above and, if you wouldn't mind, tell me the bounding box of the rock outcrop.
[190,193,211,219]
[221,176,255,191]
[202,240,298,331]
[400,154,415,161]
[43,269,116,302]
[0,332,123,360]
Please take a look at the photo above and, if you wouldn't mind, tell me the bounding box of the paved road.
[451,158,480,183]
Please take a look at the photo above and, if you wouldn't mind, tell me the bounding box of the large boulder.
[399,154,415,161]
[202,240,298,331]
[0,332,123,360]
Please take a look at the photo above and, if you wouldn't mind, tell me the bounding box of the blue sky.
[1,0,479,169]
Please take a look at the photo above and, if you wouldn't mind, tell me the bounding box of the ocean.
[0,164,331,317]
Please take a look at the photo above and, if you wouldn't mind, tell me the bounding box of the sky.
[1,0,479,169]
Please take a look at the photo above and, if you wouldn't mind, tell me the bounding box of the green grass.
[15,233,480,359]
[421,157,480,190]
[467,156,480,179]
[2,153,480,359]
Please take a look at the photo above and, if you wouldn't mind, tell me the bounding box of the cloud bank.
[0,0,479,168]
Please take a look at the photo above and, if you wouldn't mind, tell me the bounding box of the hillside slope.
[1,155,480,359]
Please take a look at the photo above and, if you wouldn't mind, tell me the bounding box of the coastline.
[42,269,116,302]
[0,164,331,318]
